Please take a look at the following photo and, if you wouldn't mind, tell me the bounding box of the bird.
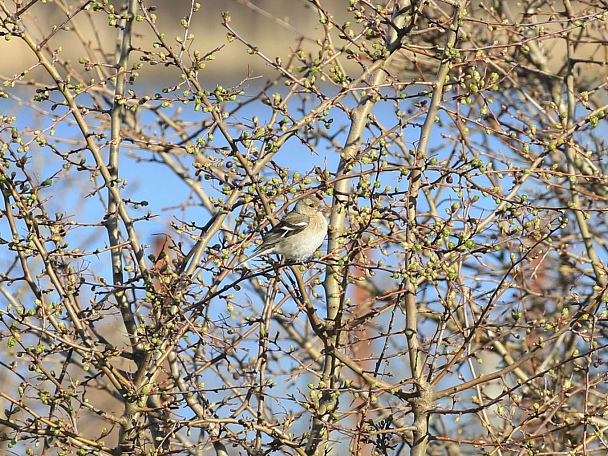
[239,195,328,264]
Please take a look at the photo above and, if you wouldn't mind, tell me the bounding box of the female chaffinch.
[240,195,328,263]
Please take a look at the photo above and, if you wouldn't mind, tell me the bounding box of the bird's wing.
[261,212,309,245]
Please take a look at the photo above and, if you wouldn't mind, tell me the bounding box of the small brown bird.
[240,195,328,263]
